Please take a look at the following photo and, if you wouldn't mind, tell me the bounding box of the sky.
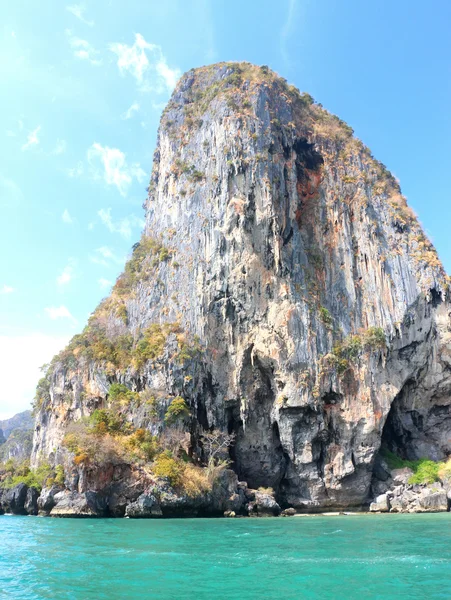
[0,0,450,419]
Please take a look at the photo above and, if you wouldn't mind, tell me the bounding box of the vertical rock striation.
[31,63,451,511]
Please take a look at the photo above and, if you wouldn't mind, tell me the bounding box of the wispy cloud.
[66,29,102,66]
[98,277,112,289]
[0,285,15,295]
[87,142,146,196]
[97,208,144,239]
[67,161,84,178]
[122,102,140,120]
[62,208,73,224]
[22,125,41,151]
[281,0,298,68]
[109,34,180,93]
[66,4,94,27]
[0,174,23,206]
[57,259,76,287]
[52,139,67,155]
[90,246,124,267]
[45,305,77,323]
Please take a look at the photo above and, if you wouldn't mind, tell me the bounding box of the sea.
[1,513,451,599]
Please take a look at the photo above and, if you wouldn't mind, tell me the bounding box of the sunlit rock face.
[32,63,451,510]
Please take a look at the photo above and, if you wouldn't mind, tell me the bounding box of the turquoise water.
[1,514,451,599]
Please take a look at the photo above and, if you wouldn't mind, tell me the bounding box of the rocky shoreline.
[1,464,450,519]
[0,468,287,519]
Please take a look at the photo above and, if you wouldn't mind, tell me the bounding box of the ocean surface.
[1,514,451,599]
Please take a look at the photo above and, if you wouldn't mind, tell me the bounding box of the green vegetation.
[333,335,362,362]
[381,449,446,485]
[153,450,185,486]
[115,235,172,296]
[126,429,159,462]
[0,460,60,493]
[164,396,190,424]
[46,317,202,386]
[108,383,138,407]
[88,409,129,436]
[363,326,386,350]
[320,327,387,378]
[33,376,51,412]
[319,306,333,329]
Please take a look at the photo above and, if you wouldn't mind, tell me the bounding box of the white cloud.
[45,305,77,323]
[97,246,114,259]
[0,333,70,417]
[0,174,23,206]
[0,285,15,295]
[90,246,124,267]
[90,255,108,267]
[67,161,84,178]
[97,207,144,239]
[52,139,67,155]
[87,222,94,230]
[66,4,94,26]
[87,142,146,196]
[57,259,76,287]
[22,125,41,151]
[109,34,180,93]
[66,29,102,66]
[281,0,298,67]
[122,102,140,120]
[98,278,112,289]
[62,208,73,224]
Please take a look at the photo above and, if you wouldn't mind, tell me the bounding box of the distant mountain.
[0,410,34,462]
[0,410,33,440]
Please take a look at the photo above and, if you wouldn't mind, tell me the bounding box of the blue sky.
[0,0,450,418]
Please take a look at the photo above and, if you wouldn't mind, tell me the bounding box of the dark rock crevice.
[227,350,287,491]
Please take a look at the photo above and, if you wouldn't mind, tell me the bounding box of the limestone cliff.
[0,411,33,462]
[31,63,451,512]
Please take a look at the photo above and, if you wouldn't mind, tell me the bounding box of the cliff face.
[0,411,33,462]
[31,63,451,511]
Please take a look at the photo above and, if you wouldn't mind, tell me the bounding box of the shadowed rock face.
[31,63,451,511]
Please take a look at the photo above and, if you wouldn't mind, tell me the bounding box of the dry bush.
[182,463,211,497]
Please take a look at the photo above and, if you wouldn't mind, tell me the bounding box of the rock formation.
[29,62,451,515]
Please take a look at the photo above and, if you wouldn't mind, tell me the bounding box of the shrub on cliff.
[164,397,190,424]
[152,450,211,496]
[63,421,126,466]
[408,460,441,485]
[381,449,442,484]
[153,451,184,487]
[89,409,129,435]
[108,383,138,407]
[125,429,159,462]
[362,327,386,351]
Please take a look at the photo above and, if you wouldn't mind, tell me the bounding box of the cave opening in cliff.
[379,379,418,460]
[226,351,287,492]
[293,138,324,171]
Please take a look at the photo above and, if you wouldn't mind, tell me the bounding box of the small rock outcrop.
[50,491,108,518]
[1,483,28,515]
[248,489,281,517]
